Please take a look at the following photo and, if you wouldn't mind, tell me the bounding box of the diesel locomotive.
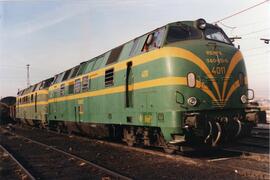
[15,19,265,153]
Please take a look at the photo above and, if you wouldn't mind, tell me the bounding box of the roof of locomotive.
[18,76,54,96]
[18,19,208,94]
[50,20,200,77]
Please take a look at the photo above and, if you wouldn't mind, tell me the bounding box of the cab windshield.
[166,24,201,43]
[204,26,231,44]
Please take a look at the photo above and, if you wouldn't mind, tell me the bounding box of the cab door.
[75,100,83,122]
[125,61,134,108]
[73,79,82,123]
[49,88,58,120]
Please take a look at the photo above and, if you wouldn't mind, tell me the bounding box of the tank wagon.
[16,19,265,153]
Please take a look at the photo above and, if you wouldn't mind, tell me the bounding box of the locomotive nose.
[181,42,240,109]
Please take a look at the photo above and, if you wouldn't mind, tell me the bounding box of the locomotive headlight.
[196,18,207,30]
[187,97,198,106]
[241,95,247,104]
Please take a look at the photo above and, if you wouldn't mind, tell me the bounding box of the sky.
[0,0,269,99]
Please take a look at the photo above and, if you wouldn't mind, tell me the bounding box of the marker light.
[241,95,247,104]
[187,97,198,106]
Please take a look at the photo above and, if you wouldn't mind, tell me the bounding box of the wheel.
[127,140,134,147]
[67,129,72,136]
[163,143,177,154]
[56,126,61,134]
[163,147,176,154]
[123,127,135,147]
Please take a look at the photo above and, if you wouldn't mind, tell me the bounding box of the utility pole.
[26,64,30,87]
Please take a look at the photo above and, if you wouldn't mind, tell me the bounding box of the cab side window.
[74,79,81,94]
[60,84,65,96]
[142,27,165,52]
[82,76,89,92]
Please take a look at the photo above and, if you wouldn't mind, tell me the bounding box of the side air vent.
[105,68,114,87]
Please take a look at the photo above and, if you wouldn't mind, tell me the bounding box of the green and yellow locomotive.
[16,78,54,127]
[16,19,265,152]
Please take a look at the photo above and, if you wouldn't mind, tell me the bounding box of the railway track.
[210,125,270,180]
[251,126,269,138]
[221,124,269,158]
[9,124,199,165]
[2,124,269,180]
[6,124,268,160]
[236,124,270,149]
[238,136,269,149]
[0,127,132,180]
[49,128,270,180]
[0,144,35,180]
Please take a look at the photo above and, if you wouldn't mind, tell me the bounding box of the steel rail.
[4,129,132,180]
[238,140,269,149]
[15,125,199,164]
[42,126,198,165]
[9,125,270,179]
[0,144,36,180]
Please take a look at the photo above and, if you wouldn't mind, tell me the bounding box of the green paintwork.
[17,20,251,142]
[16,92,49,125]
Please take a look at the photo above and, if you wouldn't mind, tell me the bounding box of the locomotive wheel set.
[15,19,266,153]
